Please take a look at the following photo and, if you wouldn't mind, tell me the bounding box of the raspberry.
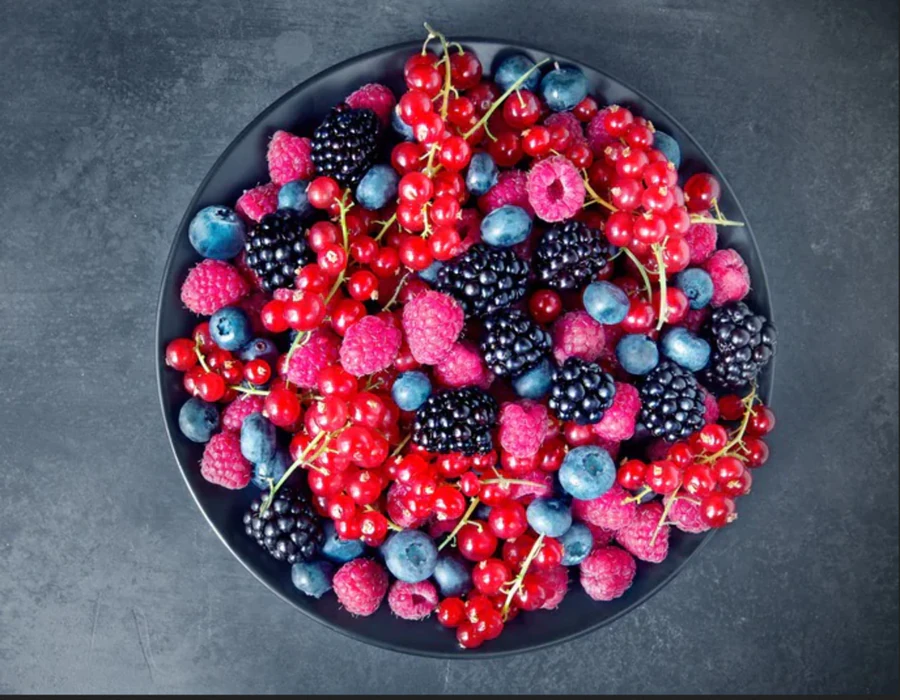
[499,401,549,458]
[387,580,439,620]
[508,469,554,500]
[683,218,718,264]
[616,501,670,563]
[704,248,751,307]
[235,182,279,222]
[552,311,606,364]
[200,431,251,489]
[585,108,619,154]
[477,170,534,216]
[571,483,637,531]
[545,111,587,147]
[401,290,464,365]
[222,394,265,431]
[592,382,641,442]
[386,481,428,529]
[526,155,586,222]
[286,328,340,388]
[702,388,720,424]
[533,566,569,610]
[345,83,397,126]
[180,259,250,316]
[579,546,636,601]
[682,307,710,333]
[665,495,710,534]
[433,341,493,389]
[595,437,621,461]
[339,314,402,377]
[266,131,315,185]
[586,522,615,549]
[332,558,389,617]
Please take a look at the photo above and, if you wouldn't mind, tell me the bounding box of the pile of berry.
[164,25,777,649]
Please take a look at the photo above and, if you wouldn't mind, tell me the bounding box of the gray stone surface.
[0,0,897,694]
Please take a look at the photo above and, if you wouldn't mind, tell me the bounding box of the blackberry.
[435,243,530,317]
[244,209,314,292]
[639,361,706,442]
[548,358,616,425]
[412,387,498,455]
[480,309,551,378]
[533,220,613,290]
[310,106,381,186]
[702,302,778,390]
[243,487,324,564]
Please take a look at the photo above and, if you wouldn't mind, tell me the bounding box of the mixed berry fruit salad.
[163,25,777,649]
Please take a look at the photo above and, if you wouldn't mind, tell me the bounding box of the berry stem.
[653,240,668,330]
[689,199,744,228]
[284,330,310,368]
[229,385,270,397]
[259,430,329,516]
[463,57,551,140]
[193,337,211,373]
[651,487,678,546]
[582,174,618,213]
[374,213,398,242]
[389,433,412,457]
[501,532,545,619]
[438,497,480,551]
[423,23,454,119]
[382,270,412,311]
[622,247,654,300]
[624,484,654,504]
[324,192,354,304]
[482,478,547,488]
[701,386,758,463]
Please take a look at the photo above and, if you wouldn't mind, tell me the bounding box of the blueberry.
[559,445,616,500]
[540,65,588,112]
[321,520,365,563]
[391,105,415,141]
[583,281,630,325]
[653,131,681,168]
[356,164,399,211]
[474,503,492,520]
[661,327,711,372]
[481,205,532,247]
[494,54,541,92]
[382,530,438,583]
[188,205,246,260]
[240,412,277,464]
[209,306,252,351]
[675,268,714,310]
[237,337,279,365]
[252,448,288,489]
[526,497,572,537]
[277,180,312,216]
[178,398,220,443]
[559,522,594,566]
[512,358,553,399]
[616,334,660,376]
[418,260,444,283]
[433,554,472,596]
[391,371,432,412]
[291,560,335,598]
[465,151,499,196]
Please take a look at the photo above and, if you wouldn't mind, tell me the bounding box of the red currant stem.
[624,484,654,504]
[423,144,441,177]
[621,247,654,300]
[690,200,745,228]
[515,88,525,108]
[448,41,465,56]
[653,240,668,330]
[284,330,310,368]
[259,430,329,515]
[651,487,679,546]
[373,213,398,242]
[323,192,354,303]
[423,23,453,119]
[501,532,545,619]
[389,433,411,458]
[481,478,547,488]
[382,270,412,311]
[462,57,551,140]
[701,386,758,463]
[193,337,211,373]
[365,505,404,532]
[678,495,701,507]
[228,385,270,397]
[582,174,618,213]
[437,497,481,551]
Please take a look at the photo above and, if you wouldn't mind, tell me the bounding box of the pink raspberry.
[433,341,493,389]
[579,546,636,601]
[704,248,751,307]
[235,182,279,222]
[339,315,402,377]
[683,218,718,264]
[682,307,710,333]
[345,83,396,126]
[508,469,554,500]
[266,131,314,185]
[526,155,586,222]
[595,438,621,461]
[180,259,250,316]
[533,566,569,610]
[478,170,534,216]
[599,322,624,364]
[286,328,340,388]
[585,107,620,154]
[200,431,251,489]
[616,501,670,563]
[499,401,549,458]
[702,388,720,424]
[401,291,464,365]
[592,382,641,442]
[332,558,389,617]
[544,111,587,147]
[572,483,637,531]
[552,311,606,363]
[665,495,710,534]
[386,481,428,528]
[586,522,615,549]
[221,394,265,431]
[387,580,439,620]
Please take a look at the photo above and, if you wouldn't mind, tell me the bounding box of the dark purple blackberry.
[310,106,381,186]
[533,220,613,290]
[480,309,551,378]
[435,243,530,317]
[548,358,616,425]
[639,361,706,442]
[702,302,778,391]
[244,209,313,292]
[412,387,498,455]
[243,488,324,564]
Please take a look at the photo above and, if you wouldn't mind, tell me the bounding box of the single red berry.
[573,96,599,121]
[405,63,442,97]
[195,371,226,402]
[347,270,379,302]
[488,132,523,168]
[743,437,770,468]
[532,537,563,570]
[684,173,722,212]
[264,387,301,427]
[621,297,657,334]
[616,147,650,179]
[243,359,271,385]
[476,608,504,640]
[399,89,434,125]
[433,485,467,521]
[713,456,745,485]
[721,468,753,498]
[624,122,654,150]
[192,322,215,353]
[398,235,434,271]
[566,142,593,169]
[748,406,776,436]
[633,211,667,245]
[456,522,498,562]
[564,422,595,446]
[488,500,528,540]
[660,235,692,273]
[522,126,552,157]
[414,112,445,144]
[643,160,678,188]
[403,53,437,79]
[429,225,462,261]
[529,289,563,324]
[604,211,634,247]
[618,459,647,490]
[447,96,476,126]
[610,177,643,211]
[698,424,729,453]
[682,463,717,498]
[700,493,737,528]
[473,559,511,595]
[307,221,338,253]
[359,510,389,546]
[335,516,362,541]
[318,244,348,277]
[429,194,461,227]
[513,575,546,611]
[459,471,481,497]
[371,246,401,278]
[502,89,540,129]
[653,286,690,326]
[667,442,696,468]
[283,291,326,331]
[471,451,498,470]
[437,135,472,172]
[307,177,341,209]
[165,338,197,371]
[456,622,484,649]
[646,460,682,495]
[717,394,746,421]
[449,51,482,89]
[642,185,675,213]
[549,124,572,151]
[601,105,634,137]
[500,451,536,476]
[479,480,512,507]
[317,365,357,399]
[349,391,387,429]
[537,437,566,472]
[437,597,466,628]
[391,140,426,173]
[502,534,536,568]
[433,170,466,202]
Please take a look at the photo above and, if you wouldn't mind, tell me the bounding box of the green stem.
[228,385,270,397]
[259,431,328,515]
[463,58,551,140]
[438,497,480,551]
[501,533,545,618]
[622,247,653,300]
[702,386,758,463]
[653,241,668,330]
[382,271,412,311]
[373,213,397,242]
[582,175,618,213]
[423,23,453,119]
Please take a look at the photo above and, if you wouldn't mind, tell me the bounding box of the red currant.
[317,365,358,399]
[449,51,482,89]
[529,289,563,324]
[195,371,226,402]
[502,89,540,129]
[283,291,326,331]
[473,558,511,595]
[601,105,634,137]
[432,485,466,521]
[391,141,426,174]
[488,132,523,168]
[646,460,682,495]
[713,456,745,485]
[437,597,466,627]
[439,135,472,171]
[573,96,599,121]
[684,173,722,212]
[743,437,770,468]
[624,122,654,150]
[682,463,717,498]
[717,394,746,421]
[165,338,197,371]
[610,177,643,211]
[522,126,552,157]
[414,112,445,144]
[264,387,300,427]
[359,510,389,546]
[457,522,498,561]
[243,359,271,385]
[488,500,528,540]
[748,406,776,436]
[700,493,737,528]
[307,177,341,209]
[621,298,657,334]
[698,424,729,453]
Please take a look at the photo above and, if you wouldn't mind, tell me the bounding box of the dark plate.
[156,38,775,658]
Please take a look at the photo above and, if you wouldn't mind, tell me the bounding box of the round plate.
[156,38,775,658]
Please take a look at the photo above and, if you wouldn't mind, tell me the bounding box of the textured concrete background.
[1,0,897,694]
